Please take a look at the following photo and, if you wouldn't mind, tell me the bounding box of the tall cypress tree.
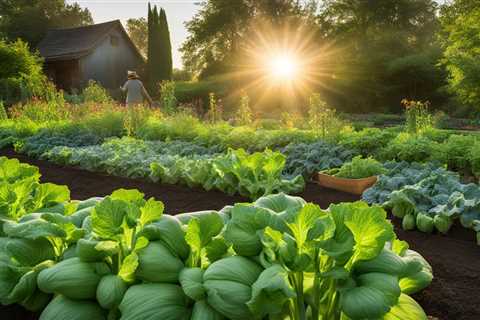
[147,3,152,68]
[158,8,173,81]
[147,4,172,90]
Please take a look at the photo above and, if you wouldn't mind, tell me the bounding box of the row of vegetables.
[20,137,305,200]
[3,126,480,242]
[0,156,433,319]
[363,162,480,243]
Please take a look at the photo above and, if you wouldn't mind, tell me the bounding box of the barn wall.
[79,28,143,89]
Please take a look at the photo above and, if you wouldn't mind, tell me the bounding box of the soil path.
[1,149,479,320]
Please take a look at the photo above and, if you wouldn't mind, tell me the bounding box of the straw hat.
[127,70,139,79]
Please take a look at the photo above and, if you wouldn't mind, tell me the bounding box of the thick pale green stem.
[312,248,321,320]
[296,272,306,320]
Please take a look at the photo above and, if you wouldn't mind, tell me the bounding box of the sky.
[67,0,448,69]
[66,0,200,68]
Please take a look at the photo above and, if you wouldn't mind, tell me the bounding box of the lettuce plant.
[327,156,386,179]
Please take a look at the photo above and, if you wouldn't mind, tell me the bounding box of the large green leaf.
[138,215,189,260]
[135,241,184,283]
[254,193,306,214]
[119,283,190,320]
[3,219,66,240]
[343,202,395,267]
[185,212,224,267]
[179,267,206,301]
[91,198,127,239]
[139,198,164,227]
[30,183,70,211]
[285,203,335,252]
[118,252,139,283]
[191,300,225,320]
[5,237,56,266]
[0,157,39,184]
[96,274,127,309]
[224,204,280,256]
[340,272,401,319]
[39,295,106,320]
[383,293,427,320]
[37,258,102,300]
[247,265,296,317]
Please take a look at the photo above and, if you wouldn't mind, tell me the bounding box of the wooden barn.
[38,20,144,91]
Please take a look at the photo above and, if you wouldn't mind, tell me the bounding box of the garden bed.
[1,149,479,320]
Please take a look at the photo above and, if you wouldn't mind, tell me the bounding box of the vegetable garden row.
[1,118,479,244]
[0,156,433,319]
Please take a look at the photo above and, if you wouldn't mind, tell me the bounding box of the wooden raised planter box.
[314,172,378,195]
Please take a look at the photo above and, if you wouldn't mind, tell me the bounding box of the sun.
[269,54,298,80]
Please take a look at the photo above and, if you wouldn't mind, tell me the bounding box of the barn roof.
[38,20,143,62]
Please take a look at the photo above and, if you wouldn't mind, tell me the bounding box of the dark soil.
[1,148,479,320]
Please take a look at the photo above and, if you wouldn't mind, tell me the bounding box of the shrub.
[468,141,480,177]
[83,80,112,104]
[378,132,442,163]
[174,78,227,111]
[0,39,47,105]
[9,95,69,123]
[338,128,397,158]
[441,134,477,172]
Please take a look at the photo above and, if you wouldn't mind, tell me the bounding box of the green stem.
[312,248,321,320]
[296,272,306,320]
[288,273,301,320]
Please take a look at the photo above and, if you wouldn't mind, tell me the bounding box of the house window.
[110,35,119,47]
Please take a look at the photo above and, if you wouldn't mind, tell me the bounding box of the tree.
[0,0,92,47]
[440,2,480,110]
[126,18,148,57]
[315,0,442,112]
[147,4,173,90]
[158,8,173,81]
[180,0,316,78]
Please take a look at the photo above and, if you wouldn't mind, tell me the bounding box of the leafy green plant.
[338,128,397,158]
[224,194,432,320]
[83,80,112,104]
[159,81,177,114]
[151,148,305,199]
[281,141,353,179]
[441,134,477,172]
[378,132,442,163]
[364,161,480,237]
[206,92,222,123]
[235,92,253,126]
[403,99,433,135]
[328,156,386,179]
[0,155,433,319]
[468,141,480,178]
[308,94,344,139]
[0,101,7,120]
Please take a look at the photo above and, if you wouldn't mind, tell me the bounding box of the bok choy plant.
[225,194,432,320]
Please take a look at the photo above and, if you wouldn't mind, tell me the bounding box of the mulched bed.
[1,148,479,320]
